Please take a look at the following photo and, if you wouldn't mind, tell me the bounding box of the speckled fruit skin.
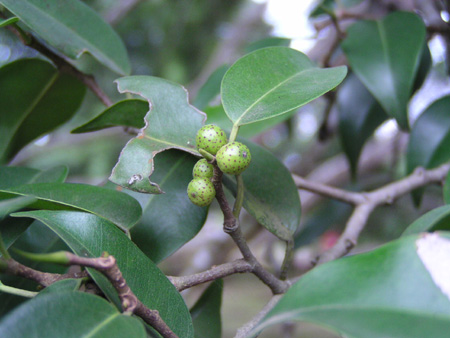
[216,142,251,175]
[187,178,216,207]
[196,125,228,155]
[193,159,214,179]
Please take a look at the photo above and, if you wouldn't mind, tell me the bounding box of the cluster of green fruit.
[187,125,251,207]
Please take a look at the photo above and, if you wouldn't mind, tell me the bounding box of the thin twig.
[293,174,366,205]
[4,23,112,106]
[313,163,450,264]
[168,259,251,292]
[212,166,289,294]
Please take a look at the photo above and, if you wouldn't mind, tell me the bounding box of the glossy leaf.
[0,292,146,338]
[222,140,301,241]
[337,73,388,177]
[0,221,68,316]
[407,96,450,172]
[128,150,207,263]
[38,278,82,296]
[110,76,206,194]
[194,65,229,110]
[190,280,223,338]
[341,11,426,129]
[72,99,148,133]
[0,183,142,231]
[402,205,450,236]
[0,0,130,75]
[12,210,194,338]
[221,47,347,127]
[205,105,297,138]
[0,17,19,28]
[250,233,450,338]
[0,58,86,163]
[444,171,450,204]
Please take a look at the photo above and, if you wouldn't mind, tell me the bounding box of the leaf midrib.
[234,71,306,126]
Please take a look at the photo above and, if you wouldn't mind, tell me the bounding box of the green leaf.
[128,150,207,263]
[245,37,291,54]
[37,278,82,296]
[0,292,146,338]
[0,16,19,28]
[0,166,40,189]
[0,58,86,163]
[0,0,130,75]
[109,76,206,194]
[72,99,148,133]
[205,105,297,139]
[190,280,223,338]
[402,205,450,236]
[222,140,301,241]
[0,183,142,231]
[337,73,388,177]
[444,171,450,204]
[12,210,194,338]
[341,11,426,130]
[250,233,450,338]
[406,96,450,205]
[194,65,229,111]
[221,47,346,128]
[0,221,68,316]
[407,96,450,172]
[0,196,36,220]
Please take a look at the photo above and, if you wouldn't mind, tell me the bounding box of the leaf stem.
[279,238,294,280]
[229,124,240,143]
[0,233,11,259]
[233,174,244,219]
[0,281,38,298]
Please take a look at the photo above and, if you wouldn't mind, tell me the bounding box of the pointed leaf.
[109,76,206,194]
[190,280,223,338]
[0,0,130,75]
[402,205,450,236]
[72,99,148,133]
[0,58,86,162]
[0,292,146,338]
[221,47,347,127]
[222,140,301,241]
[194,65,229,110]
[250,233,450,338]
[341,11,426,129]
[12,210,194,338]
[128,150,207,263]
[0,183,142,231]
[407,96,450,172]
[337,73,388,177]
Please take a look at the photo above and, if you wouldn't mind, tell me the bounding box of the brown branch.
[212,166,289,294]
[168,259,251,292]
[1,258,88,287]
[4,23,112,106]
[311,163,450,265]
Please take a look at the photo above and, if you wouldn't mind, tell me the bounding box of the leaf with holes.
[221,47,346,128]
[109,76,206,194]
